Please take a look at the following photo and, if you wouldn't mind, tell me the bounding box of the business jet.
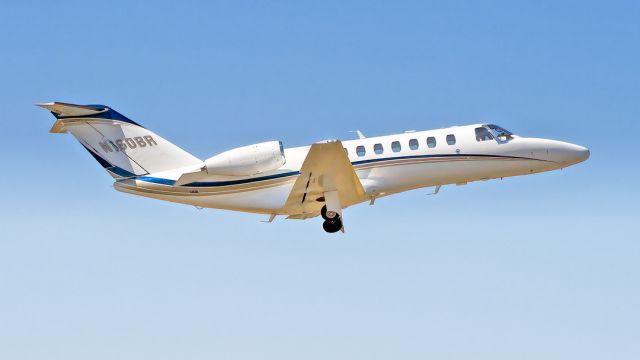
[39,102,589,233]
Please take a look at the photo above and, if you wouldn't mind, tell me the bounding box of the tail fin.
[38,102,202,179]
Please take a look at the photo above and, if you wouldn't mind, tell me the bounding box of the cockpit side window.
[486,124,514,140]
[475,127,494,141]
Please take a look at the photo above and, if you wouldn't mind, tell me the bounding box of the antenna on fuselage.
[427,185,442,196]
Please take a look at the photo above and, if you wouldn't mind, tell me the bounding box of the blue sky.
[1,1,639,359]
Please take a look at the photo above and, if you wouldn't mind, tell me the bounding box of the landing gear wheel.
[322,216,343,233]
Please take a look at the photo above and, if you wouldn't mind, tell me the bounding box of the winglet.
[349,130,366,139]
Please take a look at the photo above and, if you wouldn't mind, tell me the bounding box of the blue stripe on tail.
[80,144,137,178]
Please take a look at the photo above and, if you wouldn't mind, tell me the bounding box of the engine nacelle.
[203,141,286,176]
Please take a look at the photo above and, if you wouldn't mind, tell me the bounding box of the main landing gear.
[321,205,343,233]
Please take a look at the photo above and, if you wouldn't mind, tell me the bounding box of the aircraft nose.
[549,141,590,165]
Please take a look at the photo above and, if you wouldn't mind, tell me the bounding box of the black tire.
[322,217,343,233]
[321,205,328,220]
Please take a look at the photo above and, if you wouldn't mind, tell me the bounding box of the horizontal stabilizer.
[37,102,109,117]
[36,102,141,134]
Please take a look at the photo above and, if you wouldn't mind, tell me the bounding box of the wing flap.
[283,141,366,216]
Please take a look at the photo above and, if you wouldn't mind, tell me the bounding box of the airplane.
[38,102,590,233]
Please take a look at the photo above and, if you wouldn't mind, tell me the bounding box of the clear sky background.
[1,1,639,359]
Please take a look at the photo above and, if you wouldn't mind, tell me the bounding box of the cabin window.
[356,145,366,157]
[374,143,384,154]
[427,137,436,148]
[475,127,494,141]
[344,148,349,155]
[391,141,401,152]
[446,134,456,145]
[409,138,419,150]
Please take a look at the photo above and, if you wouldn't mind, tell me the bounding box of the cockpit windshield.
[485,124,514,141]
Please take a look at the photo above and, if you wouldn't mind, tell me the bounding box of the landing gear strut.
[321,205,339,219]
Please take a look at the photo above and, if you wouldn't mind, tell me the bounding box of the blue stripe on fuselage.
[133,153,547,188]
[137,170,301,187]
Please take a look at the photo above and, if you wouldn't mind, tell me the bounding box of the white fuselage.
[114,124,589,216]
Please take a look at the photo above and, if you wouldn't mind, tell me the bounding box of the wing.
[283,140,367,218]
